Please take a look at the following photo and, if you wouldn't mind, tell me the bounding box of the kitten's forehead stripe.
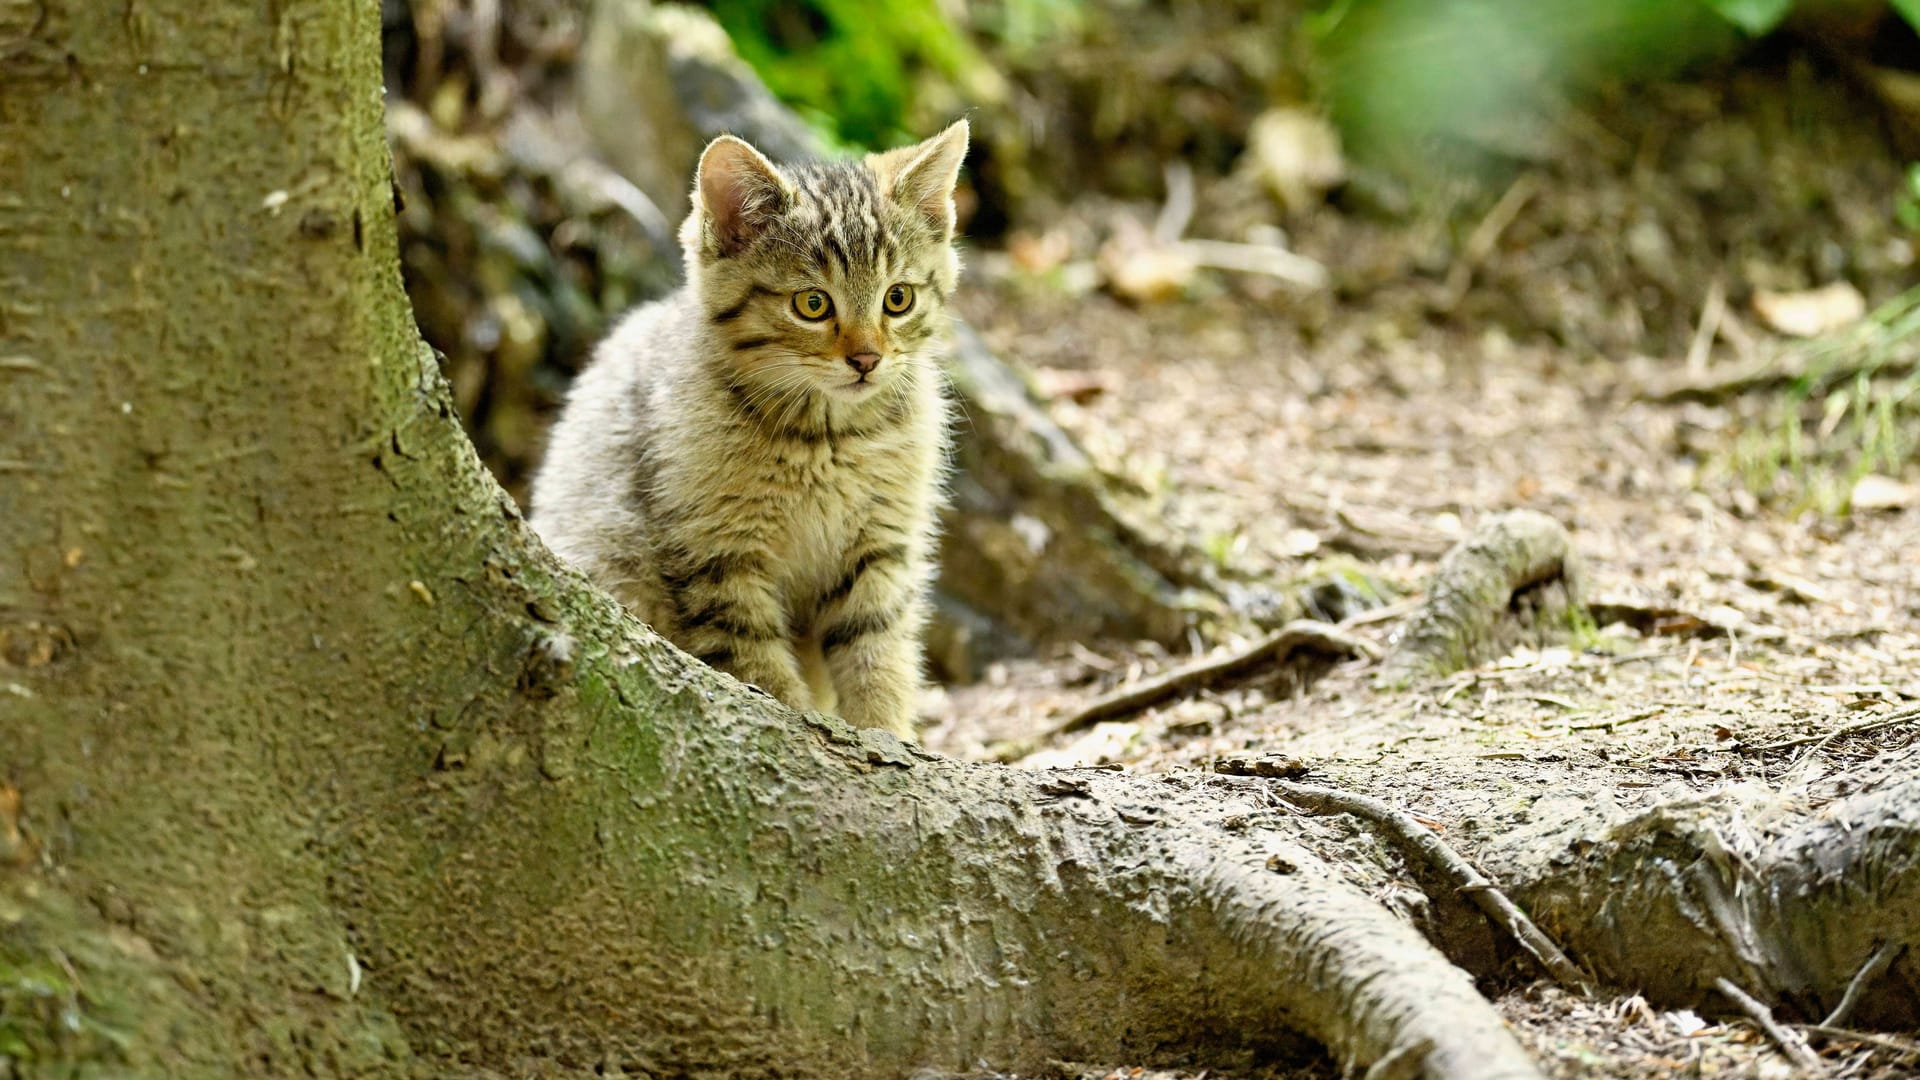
[767,159,902,291]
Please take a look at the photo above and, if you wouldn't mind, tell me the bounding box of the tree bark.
[1481,773,1920,1031]
[0,3,1542,1077]
[1381,510,1584,685]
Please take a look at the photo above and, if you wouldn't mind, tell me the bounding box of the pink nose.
[846,352,881,375]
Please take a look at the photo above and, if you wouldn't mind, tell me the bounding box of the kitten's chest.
[737,430,926,596]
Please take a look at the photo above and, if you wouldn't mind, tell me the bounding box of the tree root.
[1040,619,1379,740]
[1823,942,1903,1027]
[1380,510,1585,685]
[1265,780,1591,995]
[1738,705,1920,753]
[334,532,1546,1077]
[1480,773,1920,1031]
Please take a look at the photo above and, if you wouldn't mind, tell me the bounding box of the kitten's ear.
[695,135,790,258]
[871,119,969,238]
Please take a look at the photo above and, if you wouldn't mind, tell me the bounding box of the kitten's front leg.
[817,541,926,738]
[662,549,811,711]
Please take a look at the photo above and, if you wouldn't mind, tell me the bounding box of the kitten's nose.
[846,352,881,376]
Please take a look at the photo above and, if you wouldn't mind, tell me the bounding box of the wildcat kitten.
[529,122,967,738]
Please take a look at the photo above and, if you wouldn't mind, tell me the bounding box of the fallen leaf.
[1031,367,1115,404]
[1751,282,1866,338]
[1242,107,1346,212]
[1101,244,1198,304]
[1666,1009,1708,1037]
[1007,228,1072,274]
[1850,473,1915,511]
[0,784,30,867]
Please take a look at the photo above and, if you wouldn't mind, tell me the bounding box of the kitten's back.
[529,293,695,608]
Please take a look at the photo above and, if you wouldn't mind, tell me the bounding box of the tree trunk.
[0,3,1543,1077]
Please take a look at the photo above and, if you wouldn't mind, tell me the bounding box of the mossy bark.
[1,4,1542,1078]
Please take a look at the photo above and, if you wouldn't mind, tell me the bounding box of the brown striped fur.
[528,122,968,737]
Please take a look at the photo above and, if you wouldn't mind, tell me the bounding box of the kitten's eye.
[793,289,833,321]
[883,284,915,316]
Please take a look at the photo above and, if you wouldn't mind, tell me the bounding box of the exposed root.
[1823,942,1904,1028]
[1266,780,1591,994]
[1041,619,1378,739]
[1739,706,1920,754]
[359,599,1550,1077]
[1380,510,1585,685]
[1482,773,1920,1030]
[1172,825,1544,1080]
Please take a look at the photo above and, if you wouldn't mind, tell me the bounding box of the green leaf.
[1698,0,1793,34]
[1896,0,1920,33]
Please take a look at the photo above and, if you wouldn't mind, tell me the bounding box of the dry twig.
[1821,942,1903,1028]
[1042,620,1379,739]
[1176,238,1329,290]
[1795,1024,1920,1059]
[1444,171,1542,302]
[1740,706,1920,754]
[1685,277,1727,375]
[1267,780,1593,995]
[1714,977,1824,1073]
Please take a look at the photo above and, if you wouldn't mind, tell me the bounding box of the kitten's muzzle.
[845,352,881,376]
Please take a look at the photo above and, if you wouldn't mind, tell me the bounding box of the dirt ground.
[923,254,1920,1077]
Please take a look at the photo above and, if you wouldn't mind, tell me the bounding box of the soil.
[922,162,1920,1078]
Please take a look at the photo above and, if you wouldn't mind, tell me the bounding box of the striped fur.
[529,122,968,737]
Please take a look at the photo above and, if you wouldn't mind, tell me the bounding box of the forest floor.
[927,262,1920,1078]
[387,13,1919,1070]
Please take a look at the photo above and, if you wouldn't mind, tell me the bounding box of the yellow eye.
[883,283,915,316]
[793,289,833,320]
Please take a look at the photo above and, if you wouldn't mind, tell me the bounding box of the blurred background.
[377,0,1920,694]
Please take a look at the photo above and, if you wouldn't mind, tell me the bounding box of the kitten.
[529,121,968,738]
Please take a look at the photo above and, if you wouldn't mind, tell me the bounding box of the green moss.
[0,903,135,1075]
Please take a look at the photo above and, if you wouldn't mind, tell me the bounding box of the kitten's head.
[679,121,968,410]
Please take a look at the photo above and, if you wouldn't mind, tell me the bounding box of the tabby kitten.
[529,121,967,738]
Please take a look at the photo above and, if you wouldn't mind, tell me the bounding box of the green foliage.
[698,0,1080,150]
[1722,287,1920,514]
[1700,0,1920,36]
[1897,163,1920,232]
[966,0,1087,54]
[1313,0,1920,184]
[1311,0,1744,181]
[1699,0,1795,34]
[699,0,981,149]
